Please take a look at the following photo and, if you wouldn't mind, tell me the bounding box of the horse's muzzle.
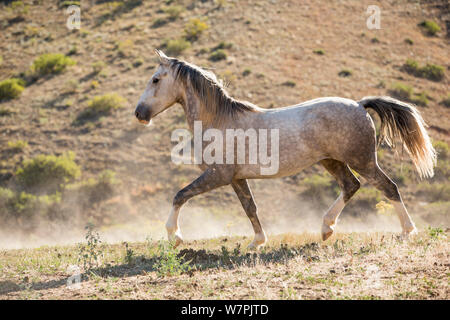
[135,104,151,124]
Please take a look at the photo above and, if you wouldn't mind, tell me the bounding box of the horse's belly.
[234,139,325,179]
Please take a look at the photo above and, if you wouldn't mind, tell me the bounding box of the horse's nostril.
[135,111,140,118]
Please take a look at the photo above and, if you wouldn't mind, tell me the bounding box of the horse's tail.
[359,96,436,178]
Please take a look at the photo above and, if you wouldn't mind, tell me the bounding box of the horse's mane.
[168,58,259,125]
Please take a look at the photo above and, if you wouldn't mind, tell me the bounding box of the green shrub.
[67,46,78,56]
[9,191,38,219]
[434,160,450,180]
[92,61,106,74]
[301,174,335,203]
[215,0,227,7]
[0,78,25,101]
[152,241,191,276]
[441,94,450,108]
[209,49,227,61]
[352,187,382,210]
[184,18,209,40]
[133,58,144,68]
[10,1,29,15]
[418,20,441,36]
[59,1,81,8]
[163,5,184,20]
[24,25,40,39]
[404,38,414,45]
[421,202,450,226]
[433,141,448,159]
[62,79,79,94]
[76,93,126,123]
[375,200,395,216]
[0,188,60,224]
[164,38,191,55]
[403,59,444,81]
[65,170,118,208]
[116,39,134,57]
[403,59,419,75]
[389,83,428,106]
[428,226,445,240]
[313,49,325,55]
[242,68,251,76]
[87,93,126,114]
[0,188,14,213]
[416,182,450,202]
[421,64,445,81]
[376,80,386,88]
[214,41,233,50]
[411,92,429,107]
[8,140,28,152]
[77,223,104,271]
[152,17,168,28]
[338,69,352,77]
[0,107,14,117]
[90,80,99,89]
[16,152,81,193]
[282,80,296,87]
[389,82,413,100]
[30,53,76,77]
[390,164,413,186]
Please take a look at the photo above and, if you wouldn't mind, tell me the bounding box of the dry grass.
[0,231,447,299]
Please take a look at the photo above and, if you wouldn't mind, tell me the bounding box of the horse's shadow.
[0,256,157,296]
[0,242,320,296]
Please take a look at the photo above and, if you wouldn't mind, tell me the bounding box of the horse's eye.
[153,78,159,84]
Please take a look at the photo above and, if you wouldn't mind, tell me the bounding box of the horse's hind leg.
[232,179,266,249]
[356,164,416,236]
[320,159,360,240]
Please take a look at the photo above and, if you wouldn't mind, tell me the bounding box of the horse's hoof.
[401,226,417,240]
[173,234,183,248]
[406,224,417,234]
[321,224,334,241]
[167,229,183,248]
[247,241,264,250]
[247,233,267,250]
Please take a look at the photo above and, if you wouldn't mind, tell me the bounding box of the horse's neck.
[180,85,207,131]
[179,83,257,130]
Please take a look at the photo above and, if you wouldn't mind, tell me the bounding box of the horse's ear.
[155,49,169,65]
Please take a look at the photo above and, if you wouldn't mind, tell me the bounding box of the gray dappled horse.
[135,50,436,249]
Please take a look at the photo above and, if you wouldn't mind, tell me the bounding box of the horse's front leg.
[232,179,266,250]
[166,167,233,247]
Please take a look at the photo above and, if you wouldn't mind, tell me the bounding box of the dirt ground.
[0,231,448,300]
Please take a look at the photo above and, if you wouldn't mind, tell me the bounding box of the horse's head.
[134,50,180,125]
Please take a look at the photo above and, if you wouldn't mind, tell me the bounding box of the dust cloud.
[0,182,404,250]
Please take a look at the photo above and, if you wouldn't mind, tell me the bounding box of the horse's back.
[254,97,376,173]
[259,96,370,131]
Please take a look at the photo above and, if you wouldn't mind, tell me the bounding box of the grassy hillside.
[0,0,449,249]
